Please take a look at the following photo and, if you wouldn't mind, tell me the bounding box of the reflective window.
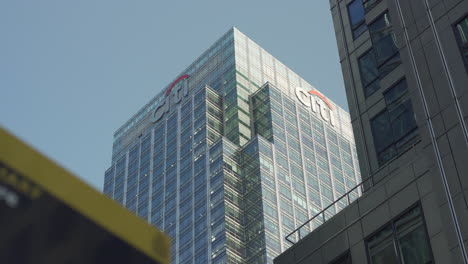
[331,154,342,169]
[263,202,278,219]
[384,79,408,105]
[265,217,279,236]
[358,12,400,97]
[289,149,302,166]
[279,184,292,199]
[348,0,368,39]
[280,199,294,216]
[311,116,323,131]
[154,124,165,142]
[455,16,468,70]
[329,252,352,264]
[167,113,178,131]
[307,174,320,192]
[327,129,338,144]
[292,177,306,195]
[263,187,277,203]
[389,100,417,142]
[369,12,400,76]
[283,97,296,113]
[371,111,395,163]
[371,79,418,165]
[317,157,330,173]
[314,133,326,147]
[295,209,308,223]
[358,49,381,97]
[194,90,205,106]
[277,168,291,184]
[363,0,380,12]
[284,111,297,124]
[367,206,432,264]
[276,153,289,170]
[329,142,340,156]
[302,135,314,150]
[321,183,334,201]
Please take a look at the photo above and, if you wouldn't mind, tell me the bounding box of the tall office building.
[103,28,361,264]
[275,0,468,263]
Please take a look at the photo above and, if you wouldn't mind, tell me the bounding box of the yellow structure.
[0,127,170,264]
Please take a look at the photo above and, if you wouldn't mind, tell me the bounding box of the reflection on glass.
[371,242,399,264]
[398,225,431,264]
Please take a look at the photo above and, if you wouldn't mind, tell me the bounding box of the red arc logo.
[307,90,333,110]
[165,74,190,96]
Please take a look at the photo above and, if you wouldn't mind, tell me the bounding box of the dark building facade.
[275,0,468,263]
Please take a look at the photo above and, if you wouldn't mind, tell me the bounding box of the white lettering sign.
[151,75,190,123]
[295,87,335,126]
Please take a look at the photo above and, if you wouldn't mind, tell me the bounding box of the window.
[330,251,352,264]
[384,78,408,104]
[369,13,400,77]
[367,205,432,264]
[371,110,394,162]
[358,49,379,96]
[454,16,468,70]
[371,79,418,165]
[359,12,400,97]
[363,0,380,12]
[348,0,368,39]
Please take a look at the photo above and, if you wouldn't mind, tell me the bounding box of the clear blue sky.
[1,1,347,190]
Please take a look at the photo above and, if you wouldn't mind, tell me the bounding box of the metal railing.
[285,174,377,244]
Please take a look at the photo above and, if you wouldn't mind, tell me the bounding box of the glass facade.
[103,28,361,264]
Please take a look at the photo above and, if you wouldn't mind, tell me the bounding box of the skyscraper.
[275,0,468,263]
[103,28,361,264]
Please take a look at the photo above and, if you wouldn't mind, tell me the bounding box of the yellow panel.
[0,127,170,264]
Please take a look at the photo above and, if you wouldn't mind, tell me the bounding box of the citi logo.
[151,74,190,123]
[295,87,335,126]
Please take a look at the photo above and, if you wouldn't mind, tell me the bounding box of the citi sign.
[151,74,190,123]
[295,87,335,126]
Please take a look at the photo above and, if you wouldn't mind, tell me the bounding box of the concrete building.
[102,28,361,264]
[275,0,468,263]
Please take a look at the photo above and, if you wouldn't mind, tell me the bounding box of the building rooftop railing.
[285,174,377,245]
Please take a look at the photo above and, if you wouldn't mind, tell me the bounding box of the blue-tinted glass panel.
[348,0,368,38]
[371,111,394,153]
[369,13,400,75]
[363,0,380,12]
[455,16,468,69]
[389,100,417,144]
[371,97,419,165]
[368,206,432,264]
[456,17,468,44]
[359,49,380,97]
[384,79,408,105]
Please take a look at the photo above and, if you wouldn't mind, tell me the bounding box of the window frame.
[347,0,368,39]
[383,78,408,105]
[362,0,382,13]
[365,203,434,264]
[453,14,468,73]
[329,251,352,264]
[358,48,381,97]
[370,107,411,165]
[368,11,401,78]
[358,11,402,98]
[370,78,418,165]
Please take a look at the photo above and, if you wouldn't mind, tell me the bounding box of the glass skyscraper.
[103,28,361,264]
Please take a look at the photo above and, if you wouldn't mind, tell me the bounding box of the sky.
[1,1,347,191]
